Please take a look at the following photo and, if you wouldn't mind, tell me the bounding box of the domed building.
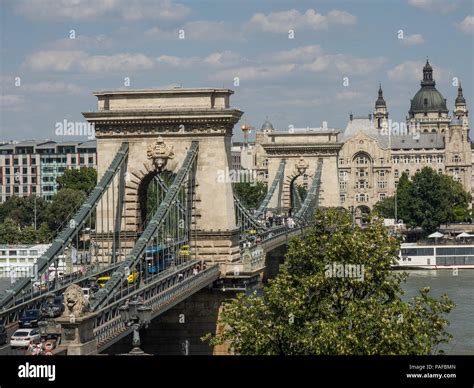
[337,61,471,214]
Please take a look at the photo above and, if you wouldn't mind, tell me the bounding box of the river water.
[401,269,474,355]
[0,270,472,355]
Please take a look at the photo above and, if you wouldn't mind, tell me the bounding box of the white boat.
[396,242,474,269]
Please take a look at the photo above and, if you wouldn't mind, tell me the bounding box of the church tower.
[454,83,469,128]
[374,84,388,131]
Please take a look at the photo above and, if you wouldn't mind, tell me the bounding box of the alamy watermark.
[216,168,257,185]
[325,262,365,282]
[55,119,95,139]
[380,120,421,140]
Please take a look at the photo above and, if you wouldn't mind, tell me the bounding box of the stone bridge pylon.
[83,88,243,266]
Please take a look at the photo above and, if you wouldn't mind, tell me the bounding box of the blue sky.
[0,0,473,142]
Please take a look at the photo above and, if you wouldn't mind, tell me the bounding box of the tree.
[36,222,52,243]
[234,182,267,209]
[56,167,97,195]
[0,218,20,244]
[47,189,86,232]
[373,168,471,232]
[0,195,48,227]
[206,208,454,355]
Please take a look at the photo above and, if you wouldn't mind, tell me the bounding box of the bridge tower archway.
[83,88,243,266]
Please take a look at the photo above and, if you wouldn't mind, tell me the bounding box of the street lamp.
[119,298,152,355]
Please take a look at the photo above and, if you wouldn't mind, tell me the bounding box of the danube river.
[401,270,474,355]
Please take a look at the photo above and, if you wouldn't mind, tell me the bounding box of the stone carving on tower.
[295,157,309,175]
[147,136,175,171]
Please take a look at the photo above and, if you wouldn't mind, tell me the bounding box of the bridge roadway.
[0,223,312,354]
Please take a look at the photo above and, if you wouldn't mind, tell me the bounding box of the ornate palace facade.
[254,62,471,214]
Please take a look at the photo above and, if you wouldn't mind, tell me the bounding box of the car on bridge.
[96,271,139,287]
[19,310,43,328]
[40,295,65,318]
[10,328,41,349]
[179,245,190,257]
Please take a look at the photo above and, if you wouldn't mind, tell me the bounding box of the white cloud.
[22,82,85,95]
[336,90,365,100]
[209,64,297,82]
[13,0,190,21]
[246,9,356,33]
[388,61,424,82]
[146,21,239,41]
[458,15,474,34]
[387,60,449,83]
[408,0,458,13]
[46,35,114,50]
[22,50,155,72]
[264,45,322,62]
[156,51,242,68]
[203,51,241,67]
[0,94,25,111]
[400,34,425,45]
[157,55,200,68]
[301,54,386,75]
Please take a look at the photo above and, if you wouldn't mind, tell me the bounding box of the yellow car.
[127,271,139,284]
[96,271,139,287]
[96,276,110,287]
[179,245,190,257]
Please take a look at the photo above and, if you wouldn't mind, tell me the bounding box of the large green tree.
[234,182,267,209]
[0,218,20,244]
[56,167,97,195]
[0,195,49,227]
[47,189,86,232]
[207,208,454,355]
[374,168,471,232]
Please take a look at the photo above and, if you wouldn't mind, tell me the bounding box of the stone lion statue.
[61,284,89,318]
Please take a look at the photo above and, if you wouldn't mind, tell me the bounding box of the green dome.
[409,60,448,116]
[409,86,448,114]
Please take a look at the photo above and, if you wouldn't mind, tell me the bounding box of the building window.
[379,158,384,165]
[393,156,399,164]
[356,193,368,202]
[356,180,368,189]
[415,156,421,163]
[437,156,443,163]
[339,158,344,165]
[355,154,370,165]
[426,156,432,163]
[377,181,387,189]
[88,156,94,164]
[394,170,399,178]
[379,170,385,177]
[379,193,386,200]
[340,194,345,203]
[22,167,27,174]
[339,171,348,181]
[453,155,461,163]
[339,181,347,191]
[356,169,367,178]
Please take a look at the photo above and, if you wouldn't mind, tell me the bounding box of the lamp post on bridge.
[119,298,152,355]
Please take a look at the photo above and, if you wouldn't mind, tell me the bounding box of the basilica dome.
[409,61,448,116]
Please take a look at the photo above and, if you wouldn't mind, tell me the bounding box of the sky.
[0,0,473,143]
